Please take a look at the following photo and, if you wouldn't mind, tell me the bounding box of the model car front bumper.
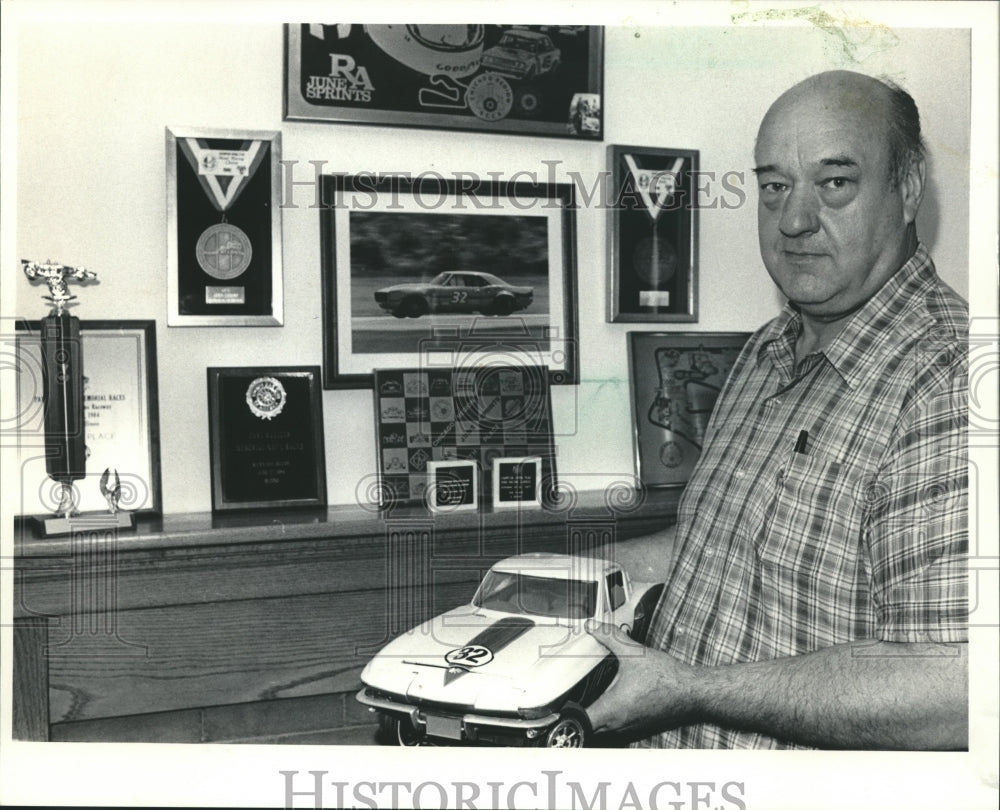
[356,688,561,740]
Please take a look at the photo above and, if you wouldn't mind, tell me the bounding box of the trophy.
[22,259,134,535]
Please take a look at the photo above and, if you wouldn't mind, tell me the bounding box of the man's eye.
[820,177,851,189]
[760,182,787,194]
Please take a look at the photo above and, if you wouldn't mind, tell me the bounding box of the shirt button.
[773,398,782,406]
[676,625,685,636]
[705,547,715,557]
[735,469,746,479]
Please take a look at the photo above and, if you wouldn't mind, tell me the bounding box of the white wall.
[10,21,971,512]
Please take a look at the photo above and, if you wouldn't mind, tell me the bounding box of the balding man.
[588,71,968,750]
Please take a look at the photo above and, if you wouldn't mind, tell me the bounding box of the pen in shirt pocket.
[794,429,809,454]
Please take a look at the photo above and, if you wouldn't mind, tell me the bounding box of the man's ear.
[901,154,926,225]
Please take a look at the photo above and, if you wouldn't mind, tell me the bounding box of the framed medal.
[166,127,283,326]
[608,145,699,322]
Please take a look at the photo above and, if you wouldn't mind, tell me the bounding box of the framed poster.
[371,365,556,508]
[608,146,699,322]
[166,126,283,326]
[628,332,750,487]
[14,320,162,518]
[321,173,578,389]
[285,24,604,139]
[207,366,327,512]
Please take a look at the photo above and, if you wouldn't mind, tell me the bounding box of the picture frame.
[371,366,557,509]
[491,455,543,510]
[321,173,579,389]
[165,126,283,326]
[608,146,699,322]
[627,331,750,487]
[426,460,479,513]
[14,320,163,518]
[284,24,604,140]
[206,366,327,512]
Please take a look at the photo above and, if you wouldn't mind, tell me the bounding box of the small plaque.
[491,456,542,510]
[426,460,479,513]
[207,366,327,511]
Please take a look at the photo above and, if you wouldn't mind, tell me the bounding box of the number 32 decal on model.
[445,645,494,667]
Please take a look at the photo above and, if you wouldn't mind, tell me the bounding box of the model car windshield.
[473,571,598,619]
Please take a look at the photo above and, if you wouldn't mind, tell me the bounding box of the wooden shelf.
[13,487,679,742]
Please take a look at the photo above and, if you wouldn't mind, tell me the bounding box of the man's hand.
[584,619,697,742]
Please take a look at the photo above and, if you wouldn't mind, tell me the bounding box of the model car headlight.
[474,683,525,712]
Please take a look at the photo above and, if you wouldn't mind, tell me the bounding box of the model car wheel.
[377,713,424,746]
[396,295,429,318]
[541,706,590,748]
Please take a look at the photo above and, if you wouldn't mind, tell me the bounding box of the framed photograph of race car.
[284,24,604,139]
[607,145,699,322]
[627,331,751,487]
[320,173,579,389]
[165,126,284,327]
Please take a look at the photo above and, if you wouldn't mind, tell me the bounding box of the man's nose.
[779,186,820,237]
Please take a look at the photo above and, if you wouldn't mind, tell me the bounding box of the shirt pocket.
[755,451,862,569]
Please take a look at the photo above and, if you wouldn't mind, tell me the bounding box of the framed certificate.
[426,460,479,513]
[14,320,162,518]
[491,455,543,509]
[166,127,283,326]
[206,366,327,512]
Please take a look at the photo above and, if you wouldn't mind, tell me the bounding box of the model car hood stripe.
[464,616,535,652]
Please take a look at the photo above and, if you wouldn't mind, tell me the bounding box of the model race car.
[356,553,663,747]
[374,270,533,318]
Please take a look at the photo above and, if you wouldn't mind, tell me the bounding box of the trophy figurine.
[22,259,133,535]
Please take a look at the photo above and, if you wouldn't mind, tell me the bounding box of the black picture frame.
[284,24,604,140]
[206,366,327,512]
[320,173,579,389]
[627,331,750,487]
[14,319,163,518]
[608,145,699,322]
[166,126,283,326]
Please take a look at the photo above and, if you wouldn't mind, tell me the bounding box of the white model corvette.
[356,553,663,747]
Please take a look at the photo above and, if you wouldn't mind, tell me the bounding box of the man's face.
[754,81,919,320]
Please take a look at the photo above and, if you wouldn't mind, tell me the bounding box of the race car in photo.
[373,270,533,318]
[356,553,663,747]
[481,30,562,80]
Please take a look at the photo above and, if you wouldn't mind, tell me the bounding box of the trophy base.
[32,511,135,537]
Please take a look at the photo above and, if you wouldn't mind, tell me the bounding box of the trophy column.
[22,259,134,536]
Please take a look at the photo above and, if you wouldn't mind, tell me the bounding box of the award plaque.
[166,127,283,326]
[608,145,699,322]
[207,366,327,511]
[426,460,479,513]
[491,455,543,509]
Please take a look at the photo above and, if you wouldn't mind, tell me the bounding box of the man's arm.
[586,623,968,749]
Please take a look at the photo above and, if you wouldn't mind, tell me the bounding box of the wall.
[9,21,971,512]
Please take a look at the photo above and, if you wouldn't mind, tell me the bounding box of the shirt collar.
[757,244,939,389]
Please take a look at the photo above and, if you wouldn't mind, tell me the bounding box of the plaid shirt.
[640,245,968,749]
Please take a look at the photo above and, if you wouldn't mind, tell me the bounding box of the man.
[588,70,968,749]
